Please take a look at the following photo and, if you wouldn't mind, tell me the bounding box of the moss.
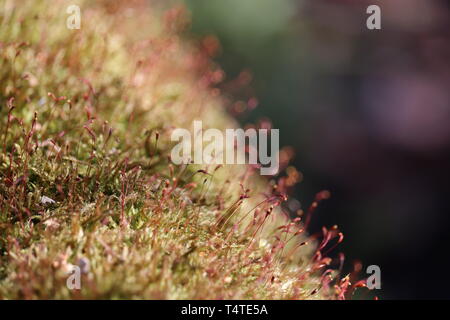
[0,0,355,299]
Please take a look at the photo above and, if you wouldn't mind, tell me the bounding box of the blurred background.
[185,0,450,299]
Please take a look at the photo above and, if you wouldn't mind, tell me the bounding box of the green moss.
[0,0,350,299]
